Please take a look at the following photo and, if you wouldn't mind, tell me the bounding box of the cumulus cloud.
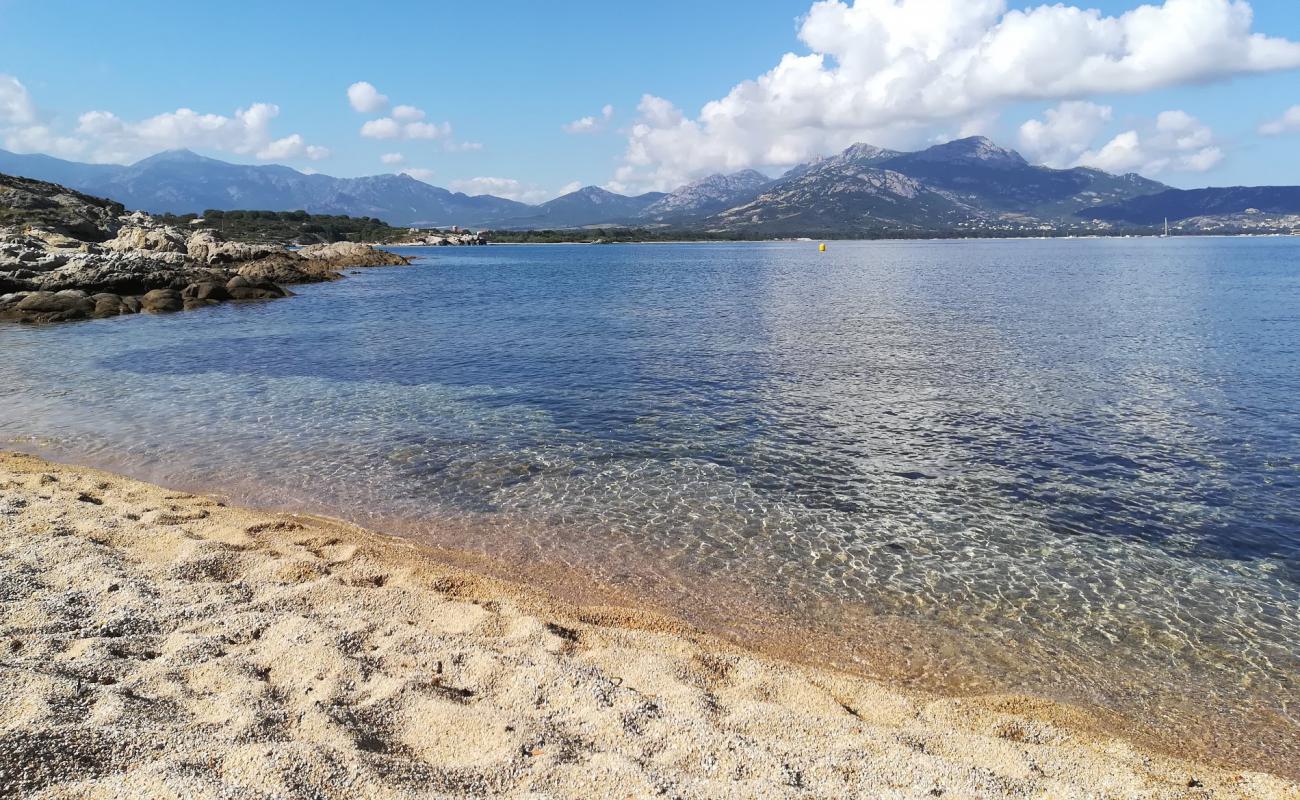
[73,102,329,164]
[1018,101,1114,167]
[1259,104,1300,135]
[380,152,405,165]
[4,124,86,159]
[391,105,425,122]
[1,75,328,165]
[1079,110,1223,174]
[564,104,614,134]
[360,115,453,140]
[448,176,559,203]
[0,74,37,125]
[615,0,1300,190]
[0,75,85,158]
[347,81,389,113]
[354,88,472,149]
[1020,103,1222,175]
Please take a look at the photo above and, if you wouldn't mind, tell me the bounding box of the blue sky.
[1,0,1299,199]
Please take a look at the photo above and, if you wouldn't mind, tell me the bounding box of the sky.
[1,0,1299,201]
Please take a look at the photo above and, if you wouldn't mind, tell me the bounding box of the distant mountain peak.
[911,136,1027,168]
[641,169,773,220]
[132,148,210,166]
[841,143,898,161]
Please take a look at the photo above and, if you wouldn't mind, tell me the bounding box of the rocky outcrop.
[396,231,487,246]
[1,171,411,324]
[297,240,412,266]
[185,229,282,265]
[236,254,342,285]
[103,214,189,254]
[0,173,125,242]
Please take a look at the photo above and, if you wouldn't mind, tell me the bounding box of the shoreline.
[2,450,1296,798]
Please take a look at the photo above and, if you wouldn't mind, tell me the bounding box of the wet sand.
[1,451,1296,799]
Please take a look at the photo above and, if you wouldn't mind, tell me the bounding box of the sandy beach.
[0,450,1294,799]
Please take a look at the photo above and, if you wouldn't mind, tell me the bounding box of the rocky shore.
[1,451,1296,799]
[0,173,408,324]
[395,230,488,246]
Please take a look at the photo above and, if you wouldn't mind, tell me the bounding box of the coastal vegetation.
[154,210,407,245]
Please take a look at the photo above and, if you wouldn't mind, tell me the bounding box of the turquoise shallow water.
[1,238,1297,768]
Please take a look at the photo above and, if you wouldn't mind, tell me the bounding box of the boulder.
[297,241,410,268]
[104,224,188,254]
[226,275,252,290]
[186,229,282,265]
[140,288,183,313]
[17,291,94,316]
[90,293,135,317]
[228,283,290,301]
[237,254,341,285]
[182,281,230,301]
[7,290,95,322]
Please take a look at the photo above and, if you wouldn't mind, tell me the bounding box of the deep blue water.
[1,238,1297,755]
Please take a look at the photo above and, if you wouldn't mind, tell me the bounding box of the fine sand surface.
[1,451,1295,799]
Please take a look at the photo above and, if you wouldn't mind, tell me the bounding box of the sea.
[2,238,1296,772]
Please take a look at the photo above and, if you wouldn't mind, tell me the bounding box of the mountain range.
[3,139,1299,234]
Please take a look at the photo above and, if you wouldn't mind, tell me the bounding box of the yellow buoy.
[818,242,827,252]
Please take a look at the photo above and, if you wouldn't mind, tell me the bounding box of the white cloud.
[1021,106,1225,175]
[347,81,389,113]
[380,152,405,165]
[1018,101,1114,167]
[360,116,453,140]
[1,75,86,158]
[0,74,37,125]
[391,104,425,122]
[615,0,1300,190]
[257,133,330,161]
[4,124,86,158]
[1259,104,1300,135]
[2,76,329,165]
[564,104,614,134]
[359,117,401,139]
[66,102,329,164]
[448,176,560,203]
[404,120,452,140]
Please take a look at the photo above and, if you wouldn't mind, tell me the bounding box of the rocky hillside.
[0,149,529,228]
[491,186,667,229]
[6,139,1297,235]
[0,173,126,242]
[709,137,1171,234]
[0,172,408,324]
[640,170,772,221]
[1088,185,1300,225]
